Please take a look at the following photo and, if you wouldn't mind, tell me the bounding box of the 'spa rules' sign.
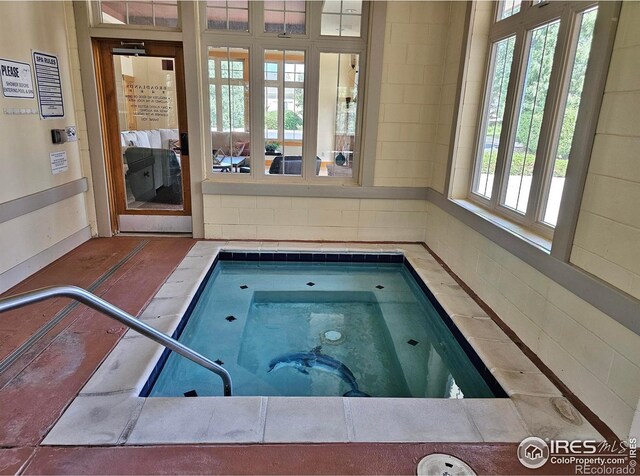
[33,51,64,118]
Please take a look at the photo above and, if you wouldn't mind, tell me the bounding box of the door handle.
[180,132,189,155]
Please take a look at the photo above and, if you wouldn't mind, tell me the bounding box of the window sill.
[201,180,429,200]
[426,188,640,337]
[450,199,552,252]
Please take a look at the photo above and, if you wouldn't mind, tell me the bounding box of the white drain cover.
[417,454,476,476]
[320,329,345,344]
[324,330,342,341]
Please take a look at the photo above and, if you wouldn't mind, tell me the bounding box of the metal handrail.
[0,285,232,396]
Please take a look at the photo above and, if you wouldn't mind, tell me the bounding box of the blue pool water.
[147,257,503,398]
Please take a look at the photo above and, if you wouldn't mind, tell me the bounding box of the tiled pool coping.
[43,241,602,445]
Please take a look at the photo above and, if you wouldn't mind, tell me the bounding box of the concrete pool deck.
[42,241,604,446]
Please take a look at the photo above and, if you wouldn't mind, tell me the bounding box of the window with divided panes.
[470,1,599,235]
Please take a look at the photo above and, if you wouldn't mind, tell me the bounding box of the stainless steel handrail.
[0,285,232,396]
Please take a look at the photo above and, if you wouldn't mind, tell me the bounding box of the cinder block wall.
[375,1,451,188]
[428,0,640,439]
[204,196,428,242]
[425,203,640,439]
[571,0,640,302]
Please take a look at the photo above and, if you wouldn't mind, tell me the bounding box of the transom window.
[264,0,306,35]
[98,0,179,28]
[321,1,363,37]
[497,0,522,20]
[470,0,599,235]
[206,0,249,32]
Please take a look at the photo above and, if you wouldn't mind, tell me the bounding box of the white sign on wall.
[33,51,64,118]
[50,151,68,175]
[0,58,34,98]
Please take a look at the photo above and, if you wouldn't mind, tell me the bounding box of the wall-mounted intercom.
[51,129,68,144]
[51,126,78,144]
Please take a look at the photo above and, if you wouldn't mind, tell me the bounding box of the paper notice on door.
[50,151,68,175]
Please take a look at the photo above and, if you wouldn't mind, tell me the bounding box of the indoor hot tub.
[42,242,602,446]
[144,254,504,400]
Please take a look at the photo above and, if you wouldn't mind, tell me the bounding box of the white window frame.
[91,0,182,30]
[262,0,308,36]
[469,0,602,239]
[201,1,371,183]
[208,54,249,133]
[204,1,251,33]
[264,50,305,145]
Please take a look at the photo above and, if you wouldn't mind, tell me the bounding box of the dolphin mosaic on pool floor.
[43,241,603,445]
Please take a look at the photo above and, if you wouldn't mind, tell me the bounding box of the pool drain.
[321,330,345,345]
[416,454,476,476]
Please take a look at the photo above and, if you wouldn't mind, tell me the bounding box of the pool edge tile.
[463,399,529,442]
[451,315,512,343]
[139,297,192,320]
[491,369,563,398]
[434,293,489,318]
[42,395,145,446]
[263,397,349,443]
[468,338,541,374]
[187,241,225,257]
[349,399,482,443]
[511,394,603,441]
[79,336,167,397]
[126,397,264,444]
[258,396,268,442]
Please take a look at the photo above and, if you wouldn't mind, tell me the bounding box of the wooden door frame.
[93,38,192,231]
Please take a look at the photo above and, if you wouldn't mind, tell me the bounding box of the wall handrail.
[0,285,232,396]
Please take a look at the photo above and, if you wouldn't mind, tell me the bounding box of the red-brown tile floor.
[0,237,573,475]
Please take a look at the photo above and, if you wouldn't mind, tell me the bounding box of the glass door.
[95,40,191,233]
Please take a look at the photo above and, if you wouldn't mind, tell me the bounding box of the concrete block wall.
[571,0,640,301]
[424,0,640,439]
[447,2,492,198]
[431,1,467,194]
[374,1,451,187]
[63,2,97,235]
[203,195,428,242]
[425,202,640,438]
